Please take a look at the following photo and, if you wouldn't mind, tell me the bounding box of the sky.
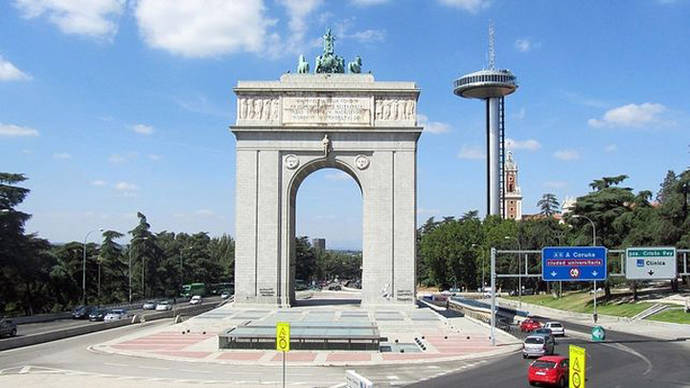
[1,0,689,250]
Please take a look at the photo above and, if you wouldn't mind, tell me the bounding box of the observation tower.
[453,23,518,217]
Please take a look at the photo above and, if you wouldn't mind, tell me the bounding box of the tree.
[128,212,161,299]
[656,170,677,204]
[99,230,126,303]
[295,236,317,282]
[537,193,560,216]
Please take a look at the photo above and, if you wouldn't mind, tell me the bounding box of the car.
[189,295,202,305]
[522,335,555,358]
[72,305,95,319]
[496,317,512,331]
[328,284,342,291]
[544,321,565,336]
[155,300,173,311]
[142,300,158,310]
[220,290,232,299]
[88,308,111,322]
[103,309,129,323]
[528,356,569,387]
[532,327,556,343]
[520,318,543,332]
[0,318,17,337]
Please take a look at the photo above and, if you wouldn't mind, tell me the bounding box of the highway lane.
[409,318,690,387]
[0,297,223,341]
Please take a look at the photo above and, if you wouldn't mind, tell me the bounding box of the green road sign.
[591,325,605,341]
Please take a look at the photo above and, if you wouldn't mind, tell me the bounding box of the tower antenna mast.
[488,21,495,70]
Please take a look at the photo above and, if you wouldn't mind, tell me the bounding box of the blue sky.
[1,0,689,249]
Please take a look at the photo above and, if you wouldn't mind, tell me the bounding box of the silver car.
[522,335,555,358]
[104,309,129,323]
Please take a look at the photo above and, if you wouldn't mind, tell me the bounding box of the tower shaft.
[487,98,502,216]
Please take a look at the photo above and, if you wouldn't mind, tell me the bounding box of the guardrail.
[0,300,220,351]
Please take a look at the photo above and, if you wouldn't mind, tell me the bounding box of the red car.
[528,356,569,387]
[520,318,543,332]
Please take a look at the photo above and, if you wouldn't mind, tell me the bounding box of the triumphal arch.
[231,30,422,307]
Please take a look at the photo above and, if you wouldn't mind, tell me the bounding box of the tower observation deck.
[453,24,518,218]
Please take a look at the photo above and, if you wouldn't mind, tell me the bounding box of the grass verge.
[648,308,690,324]
[504,292,654,318]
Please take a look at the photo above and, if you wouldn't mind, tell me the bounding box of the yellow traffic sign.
[569,344,586,388]
[276,321,290,352]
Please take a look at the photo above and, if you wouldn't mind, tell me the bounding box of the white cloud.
[325,171,350,181]
[114,181,139,191]
[417,114,451,134]
[13,0,125,39]
[278,0,322,54]
[91,180,107,186]
[0,123,39,136]
[457,145,485,160]
[195,209,215,216]
[553,150,579,160]
[514,38,540,53]
[544,181,568,189]
[131,123,154,135]
[0,56,31,81]
[605,144,618,152]
[350,0,389,5]
[134,0,274,58]
[108,154,126,163]
[350,29,385,43]
[53,152,71,159]
[437,0,490,13]
[588,103,667,128]
[506,138,541,151]
[148,154,162,161]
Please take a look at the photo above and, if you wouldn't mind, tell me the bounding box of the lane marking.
[19,366,31,374]
[104,362,129,367]
[387,375,400,380]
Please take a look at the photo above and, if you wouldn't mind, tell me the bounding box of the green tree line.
[417,169,690,297]
[1,173,235,316]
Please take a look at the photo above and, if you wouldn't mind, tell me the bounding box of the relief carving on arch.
[238,96,280,122]
[375,97,416,122]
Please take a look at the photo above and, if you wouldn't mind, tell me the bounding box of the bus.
[180,283,206,298]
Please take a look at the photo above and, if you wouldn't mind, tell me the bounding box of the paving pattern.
[97,298,518,366]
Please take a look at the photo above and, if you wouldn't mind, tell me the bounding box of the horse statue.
[297,54,309,74]
[348,56,362,73]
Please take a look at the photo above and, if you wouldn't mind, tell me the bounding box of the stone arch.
[286,157,364,305]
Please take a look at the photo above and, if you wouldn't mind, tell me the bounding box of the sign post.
[569,344,586,388]
[276,322,290,388]
[625,247,677,280]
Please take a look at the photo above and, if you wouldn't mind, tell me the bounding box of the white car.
[522,335,555,358]
[544,321,565,336]
[155,301,173,311]
[189,295,202,305]
[104,309,129,323]
[142,300,157,310]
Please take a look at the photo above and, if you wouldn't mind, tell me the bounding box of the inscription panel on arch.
[282,96,371,126]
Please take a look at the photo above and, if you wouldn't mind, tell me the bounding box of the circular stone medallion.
[355,155,370,170]
[284,154,299,170]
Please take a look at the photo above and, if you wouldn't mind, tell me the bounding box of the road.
[0,318,491,387]
[409,318,690,387]
[0,296,222,341]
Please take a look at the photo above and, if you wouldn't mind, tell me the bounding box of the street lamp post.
[83,228,103,306]
[573,214,598,323]
[505,236,522,308]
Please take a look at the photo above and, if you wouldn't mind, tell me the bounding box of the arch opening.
[288,161,363,306]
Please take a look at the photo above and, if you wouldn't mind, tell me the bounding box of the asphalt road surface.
[0,296,222,340]
[409,318,690,388]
